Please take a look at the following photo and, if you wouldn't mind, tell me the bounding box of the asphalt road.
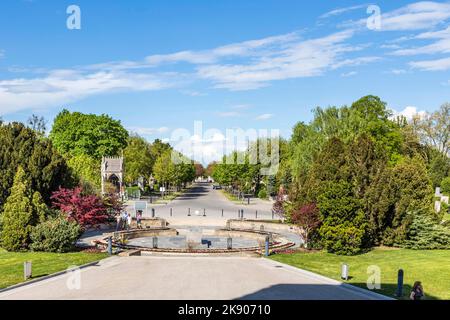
[127,182,276,224]
[0,256,390,300]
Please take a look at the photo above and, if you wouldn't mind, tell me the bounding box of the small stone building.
[101,156,124,196]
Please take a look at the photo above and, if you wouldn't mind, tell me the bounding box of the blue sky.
[1,0,450,162]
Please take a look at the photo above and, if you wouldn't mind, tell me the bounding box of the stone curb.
[262,257,395,301]
[0,257,112,294]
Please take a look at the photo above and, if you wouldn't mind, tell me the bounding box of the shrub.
[291,203,321,249]
[399,211,450,250]
[30,216,82,253]
[258,189,267,199]
[51,187,110,228]
[441,177,450,195]
[319,224,365,255]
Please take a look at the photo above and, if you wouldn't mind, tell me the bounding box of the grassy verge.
[220,190,245,204]
[269,247,450,300]
[154,186,192,204]
[0,249,107,289]
[443,213,450,222]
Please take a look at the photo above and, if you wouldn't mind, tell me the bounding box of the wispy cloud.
[341,71,358,77]
[3,1,449,116]
[196,30,377,90]
[0,70,179,115]
[343,1,450,31]
[255,113,274,120]
[410,56,450,71]
[320,4,368,19]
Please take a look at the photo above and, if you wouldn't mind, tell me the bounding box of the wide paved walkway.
[0,256,390,300]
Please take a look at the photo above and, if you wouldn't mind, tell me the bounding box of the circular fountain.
[96,218,296,254]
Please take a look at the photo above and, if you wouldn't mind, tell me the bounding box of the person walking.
[127,212,132,230]
[121,210,128,230]
[136,210,142,229]
[410,281,424,300]
[115,213,122,231]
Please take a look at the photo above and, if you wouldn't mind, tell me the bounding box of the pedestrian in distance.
[410,281,424,300]
[137,210,143,229]
[127,212,132,230]
[115,213,122,231]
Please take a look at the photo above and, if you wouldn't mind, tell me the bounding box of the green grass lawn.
[0,249,107,289]
[270,247,450,300]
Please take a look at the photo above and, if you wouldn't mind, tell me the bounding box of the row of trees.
[209,96,450,255]
[210,139,289,199]
[0,109,197,252]
[50,110,197,194]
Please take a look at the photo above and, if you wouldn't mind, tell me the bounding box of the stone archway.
[101,156,124,196]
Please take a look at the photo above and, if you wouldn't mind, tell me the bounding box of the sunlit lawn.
[0,248,107,289]
[270,247,450,300]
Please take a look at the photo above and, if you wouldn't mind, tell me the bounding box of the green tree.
[123,135,154,184]
[0,122,73,209]
[441,177,450,195]
[67,154,101,192]
[400,211,450,249]
[49,109,128,160]
[153,150,176,188]
[412,102,450,157]
[1,167,34,251]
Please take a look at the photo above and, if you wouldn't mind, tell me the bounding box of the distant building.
[101,156,124,196]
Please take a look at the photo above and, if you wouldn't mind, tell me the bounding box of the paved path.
[126,183,276,224]
[0,256,390,300]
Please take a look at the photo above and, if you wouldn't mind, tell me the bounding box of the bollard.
[247,197,250,205]
[150,196,153,204]
[341,264,349,280]
[241,209,244,220]
[170,208,173,217]
[265,236,270,256]
[151,208,155,218]
[107,236,113,255]
[153,237,158,249]
[222,209,224,217]
[272,211,274,220]
[24,261,32,280]
[227,237,233,250]
[396,269,404,297]
[238,209,240,218]
[256,210,258,219]
[203,208,206,217]
[188,208,191,216]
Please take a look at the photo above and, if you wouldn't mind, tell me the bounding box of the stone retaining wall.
[227,220,301,234]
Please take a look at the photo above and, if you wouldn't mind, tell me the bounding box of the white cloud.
[392,38,450,56]
[255,113,273,120]
[390,69,408,75]
[341,71,358,77]
[197,30,379,90]
[0,70,178,116]
[410,56,450,71]
[320,5,368,19]
[391,106,427,120]
[346,1,450,31]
